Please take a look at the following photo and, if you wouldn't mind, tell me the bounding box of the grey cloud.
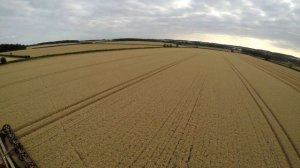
[0,0,299,52]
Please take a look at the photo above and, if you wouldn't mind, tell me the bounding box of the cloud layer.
[0,0,299,54]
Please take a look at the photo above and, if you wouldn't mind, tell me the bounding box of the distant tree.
[163,44,167,47]
[0,57,7,64]
[264,55,270,61]
[176,44,179,47]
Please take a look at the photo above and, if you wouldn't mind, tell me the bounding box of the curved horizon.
[0,0,299,57]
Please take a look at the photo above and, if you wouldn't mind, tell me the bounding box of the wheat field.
[1,41,162,58]
[0,47,299,167]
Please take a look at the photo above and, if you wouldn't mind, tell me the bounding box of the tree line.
[0,44,26,52]
[29,40,79,47]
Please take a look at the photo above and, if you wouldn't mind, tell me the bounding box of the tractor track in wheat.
[16,55,195,138]
[1,47,299,167]
[125,67,206,168]
[0,52,163,89]
[225,57,299,167]
[241,57,300,93]
[165,77,206,168]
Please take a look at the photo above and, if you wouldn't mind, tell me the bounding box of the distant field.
[27,43,78,49]
[3,57,19,62]
[0,41,162,58]
[26,41,164,49]
[0,47,299,167]
[104,41,164,46]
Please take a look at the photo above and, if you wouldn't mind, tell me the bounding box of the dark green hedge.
[0,44,26,52]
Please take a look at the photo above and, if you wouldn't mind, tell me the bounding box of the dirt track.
[0,48,299,167]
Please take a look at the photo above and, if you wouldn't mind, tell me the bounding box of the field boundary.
[16,55,195,138]
[0,47,162,66]
[30,42,162,49]
[0,54,30,59]
[225,57,299,167]
[30,43,80,49]
[244,55,300,72]
[94,42,162,47]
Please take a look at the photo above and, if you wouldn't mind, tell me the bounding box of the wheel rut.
[165,77,206,168]
[241,57,300,93]
[225,57,299,167]
[127,74,206,167]
[16,55,195,138]
[0,53,161,89]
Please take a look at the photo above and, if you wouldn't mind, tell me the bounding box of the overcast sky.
[0,0,299,57]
